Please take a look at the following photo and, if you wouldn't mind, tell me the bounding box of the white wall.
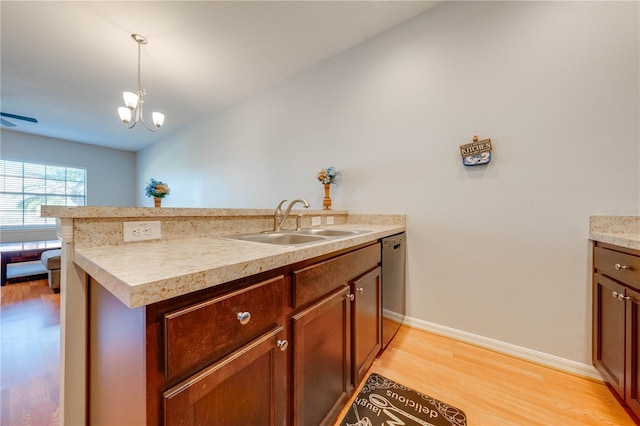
[138,1,639,365]
[1,130,137,242]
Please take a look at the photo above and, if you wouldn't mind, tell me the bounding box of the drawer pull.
[357,287,364,294]
[615,263,631,271]
[236,311,251,325]
[347,294,355,302]
[276,339,289,351]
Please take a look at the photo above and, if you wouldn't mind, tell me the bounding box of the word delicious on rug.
[340,373,467,426]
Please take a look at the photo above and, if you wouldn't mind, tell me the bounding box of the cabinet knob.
[615,263,631,271]
[276,339,289,351]
[618,293,631,301]
[236,311,251,325]
[357,287,364,294]
[612,291,631,302]
[347,294,355,302]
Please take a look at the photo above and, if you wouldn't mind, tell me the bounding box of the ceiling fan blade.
[0,118,17,127]
[0,112,38,123]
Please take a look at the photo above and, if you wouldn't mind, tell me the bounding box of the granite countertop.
[74,224,404,308]
[589,216,640,251]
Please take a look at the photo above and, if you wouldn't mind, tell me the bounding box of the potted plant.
[317,167,339,210]
[145,178,170,207]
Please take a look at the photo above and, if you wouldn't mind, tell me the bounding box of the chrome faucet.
[273,199,310,231]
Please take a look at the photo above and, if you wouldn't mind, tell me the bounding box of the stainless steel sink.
[224,228,372,246]
[295,228,367,237]
[231,233,326,245]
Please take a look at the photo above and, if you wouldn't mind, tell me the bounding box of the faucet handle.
[275,199,287,216]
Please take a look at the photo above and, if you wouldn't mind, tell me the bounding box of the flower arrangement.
[145,178,171,198]
[317,167,339,185]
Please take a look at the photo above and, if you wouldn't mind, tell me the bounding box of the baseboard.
[403,316,603,381]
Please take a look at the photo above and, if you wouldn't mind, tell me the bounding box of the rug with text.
[339,373,467,426]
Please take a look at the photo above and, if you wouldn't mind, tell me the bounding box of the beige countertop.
[589,216,640,250]
[74,224,404,308]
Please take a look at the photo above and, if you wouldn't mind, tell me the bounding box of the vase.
[323,183,332,210]
[154,197,162,208]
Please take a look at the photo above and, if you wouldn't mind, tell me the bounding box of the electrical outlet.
[123,221,161,242]
[311,216,322,227]
[326,216,334,225]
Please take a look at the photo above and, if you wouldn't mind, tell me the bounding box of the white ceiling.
[1,1,440,152]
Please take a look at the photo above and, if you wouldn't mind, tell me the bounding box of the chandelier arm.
[139,115,161,132]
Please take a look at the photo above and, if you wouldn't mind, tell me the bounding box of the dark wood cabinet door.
[292,287,352,426]
[626,287,640,418]
[163,326,287,426]
[352,267,381,385]
[593,273,626,397]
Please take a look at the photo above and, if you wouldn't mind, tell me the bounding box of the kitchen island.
[41,206,405,425]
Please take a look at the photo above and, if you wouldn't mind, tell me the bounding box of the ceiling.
[1,1,440,152]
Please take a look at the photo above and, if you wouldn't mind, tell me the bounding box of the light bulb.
[152,112,165,128]
[118,107,132,124]
[123,92,138,109]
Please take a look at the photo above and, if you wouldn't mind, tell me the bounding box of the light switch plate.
[311,216,322,227]
[326,216,334,225]
[123,221,161,242]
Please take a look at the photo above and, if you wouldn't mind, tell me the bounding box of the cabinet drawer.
[594,247,640,288]
[292,243,380,308]
[164,275,284,379]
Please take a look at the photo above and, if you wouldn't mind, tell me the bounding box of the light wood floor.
[336,326,637,425]
[1,279,59,425]
[1,279,636,425]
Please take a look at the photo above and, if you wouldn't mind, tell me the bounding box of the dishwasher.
[381,232,406,350]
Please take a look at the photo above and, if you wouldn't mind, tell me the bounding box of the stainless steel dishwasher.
[381,232,406,350]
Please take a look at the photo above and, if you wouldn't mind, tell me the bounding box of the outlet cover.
[326,216,334,225]
[311,216,322,227]
[123,221,161,242]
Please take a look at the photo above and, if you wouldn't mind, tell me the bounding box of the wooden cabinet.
[351,267,381,385]
[163,326,287,426]
[163,276,284,380]
[593,242,640,419]
[89,242,381,426]
[593,273,626,395]
[625,286,640,416]
[292,287,352,426]
[291,243,380,426]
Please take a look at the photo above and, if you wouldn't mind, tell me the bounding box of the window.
[0,160,86,227]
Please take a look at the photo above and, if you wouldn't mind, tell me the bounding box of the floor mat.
[339,373,467,426]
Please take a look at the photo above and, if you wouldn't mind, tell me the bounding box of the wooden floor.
[0,279,636,425]
[1,279,59,426]
[335,326,637,426]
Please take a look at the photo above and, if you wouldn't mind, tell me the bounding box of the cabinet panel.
[292,243,380,308]
[163,326,286,426]
[164,275,284,378]
[292,287,352,426]
[352,267,381,385]
[594,246,640,288]
[593,273,626,397]
[626,287,640,418]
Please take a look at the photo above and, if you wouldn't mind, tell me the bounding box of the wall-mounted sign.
[460,135,492,166]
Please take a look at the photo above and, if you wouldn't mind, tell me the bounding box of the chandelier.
[117,34,165,132]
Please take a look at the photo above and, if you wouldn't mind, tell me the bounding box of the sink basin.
[230,233,327,246]
[296,228,370,237]
[225,228,372,247]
